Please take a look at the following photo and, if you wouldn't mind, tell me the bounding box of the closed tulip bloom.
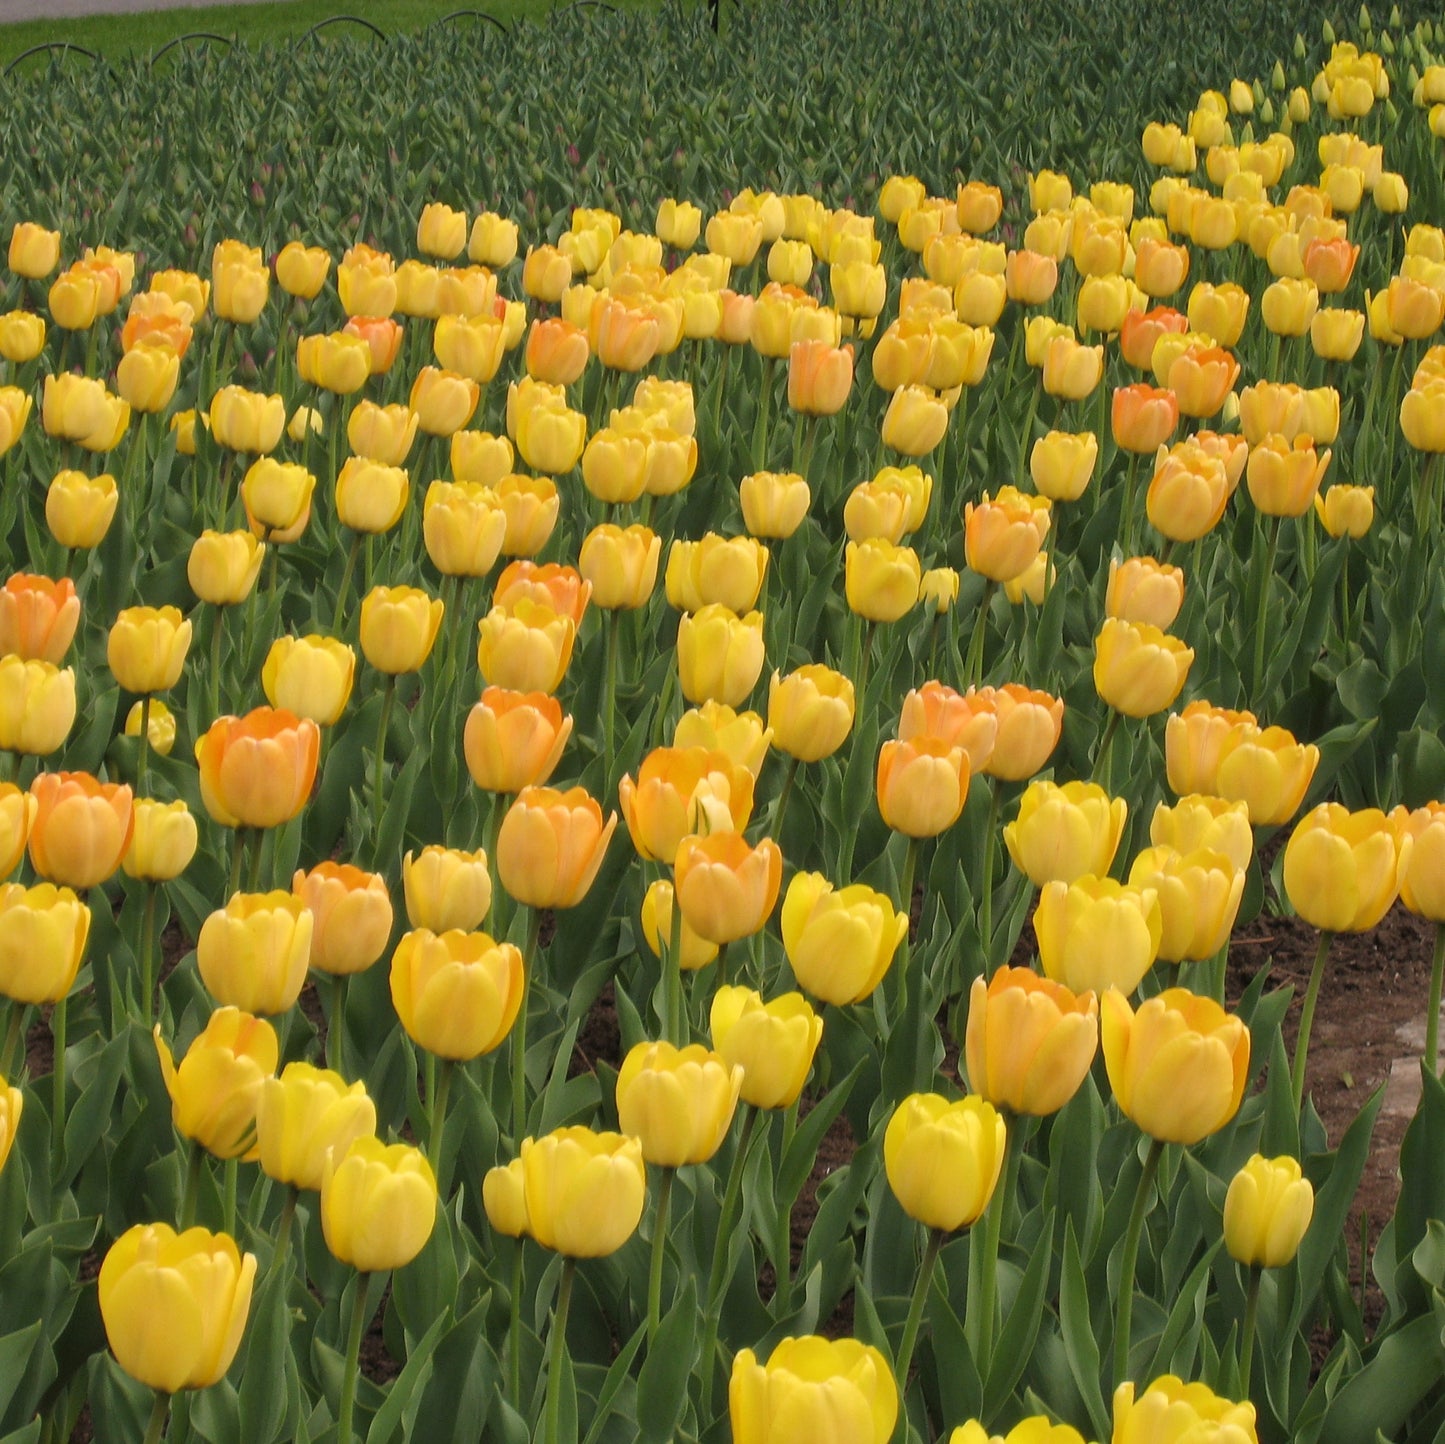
[476,600,575,694]
[42,374,128,451]
[392,259,442,319]
[296,332,370,394]
[1284,803,1406,933]
[674,831,782,945]
[1246,435,1331,516]
[241,458,315,542]
[731,1335,897,1444]
[273,241,330,299]
[1186,282,1250,347]
[0,656,76,754]
[516,402,588,477]
[0,882,89,1002]
[675,604,766,707]
[885,1092,1006,1231]
[400,845,490,934]
[419,480,504,577]
[1260,277,1319,338]
[48,268,102,330]
[26,771,132,890]
[1387,276,1445,340]
[1128,845,1245,962]
[434,312,507,385]
[872,318,935,390]
[0,1086,19,1174]
[1224,1154,1314,1269]
[360,586,443,675]
[844,539,921,623]
[666,534,769,614]
[1094,617,1194,717]
[1399,804,1445,922]
[1106,557,1185,630]
[1120,307,1188,371]
[0,575,78,663]
[213,258,269,323]
[897,681,998,773]
[738,471,809,539]
[615,1040,742,1167]
[1035,875,1162,994]
[1146,445,1231,543]
[1134,237,1191,298]
[414,202,466,260]
[333,458,408,535]
[210,386,285,454]
[710,986,822,1110]
[844,481,909,545]
[875,735,970,838]
[405,366,477,438]
[196,707,319,830]
[655,197,703,250]
[965,967,1099,1116]
[949,1421,1088,1444]
[788,339,854,416]
[1162,701,1255,797]
[390,928,523,1060]
[257,1063,376,1193]
[462,213,516,270]
[114,341,180,413]
[497,786,616,910]
[0,311,45,363]
[1104,987,1249,1143]
[154,1007,278,1159]
[344,403,416,466]
[187,531,263,608]
[1029,430,1099,502]
[783,870,906,1004]
[523,317,588,387]
[916,568,957,615]
[964,487,1051,582]
[0,784,34,880]
[322,1136,436,1271]
[1113,1376,1257,1444]
[521,1127,646,1257]
[123,699,174,758]
[1214,724,1320,825]
[620,747,754,863]
[578,523,659,610]
[9,221,59,278]
[464,688,572,795]
[198,891,312,1015]
[1005,779,1127,887]
[579,426,647,505]
[1168,345,1240,420]
[445,433,510,491]
[672,701,771,778]
[106,605,192,696]
[260,636,355,728]
[768,666,855,762]
[293,862,392,977]
[1042,335,1104,399]
[1077,273,1134,334]
[123,798,198,883]
[1402,381,1445,452]
[969,684,1060,781]
[482,1157,529,1238]
[640,878,719,971]
[1238,380,1304,444]
[882,384,949,455]
[99,1223,256,1396]
[1151,794,1254,873]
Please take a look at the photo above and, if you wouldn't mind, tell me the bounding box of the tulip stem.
[1249,515,1282,704]
[773,1098,799,1311]
[1239,1265,1262,1398]
[222,1158,238,1238]
[1120,450,1141,557]
[371,676,397,853]
[180,1141,203,1230]
[1291,930,1334,1116]
[135,695,152,797]
[967,1115,1018,1368]
[543,1258,576,1444]
[512,908,542,1147]
[337,1271,372,1444]
[332,532,363,635]
[771,756,800,843]
[965,582,995,688]
[603,609,621,782]
[1427,924,1445,1077]
[429,1059,454,1192]
[857,622,877,705]
[664,873,684,1045]
[50,995,66,1166]
[141,1393,169,1444]
[699,1106,759,1421]
[0,1005,23,1080]
[272,1187,298,1280]
[646,1168,674,1345]
[1091,711,1122,789]
[894,1228,944,1405]
[1113,1136,1165,1387]
[753,356,775,471]
[328,975,347,1075]
[139,883,159,1028]
[979,783,1001,972]
[209,606,224,725]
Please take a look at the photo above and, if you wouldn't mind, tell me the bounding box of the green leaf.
[238,1265,291,1444]
[983,1221,1053,1420]
[1318,1315,1445,1444]
[1060,1220,1110,1442]
[364,1307,451,1444]
[636,1277,697,1444]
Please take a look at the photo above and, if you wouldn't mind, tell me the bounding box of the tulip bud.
[322,1137,437,1271]
[1224,1154,1314,1267]
[885,1092,1007,1231]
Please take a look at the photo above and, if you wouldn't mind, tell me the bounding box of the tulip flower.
[195,707,319,832]
[619,747,754,864]
[781,871,907,1005]
[730,1336,897,1444]
[1224,1154,1313,1268]
[257,1063,376,1195]
[292,862,392,978]
[1004,779,1126,887]
[261,636,356,728]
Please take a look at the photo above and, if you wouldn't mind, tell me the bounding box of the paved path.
[1,0,292,22]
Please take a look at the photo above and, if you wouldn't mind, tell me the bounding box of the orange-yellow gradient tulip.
[496,786,616,909]
[640,879,719,972]
[1146,444,1231,543]
[674,831,782,945]
[464,688,572,794]
[359,586,444,675]
[768,666,855,762]
[876,736,969,837]
[1106,557,1185,630]
[0,575,79,663]
[964,487,1051,582]
[292,862,393,977]
[1004,780,1127,887]
[27,771,133,891]
[1093,618,1193,717]
[619,747,754,864]
[1283,804,1407,933]
[965,967,1098,1115]
[195,707,320,830]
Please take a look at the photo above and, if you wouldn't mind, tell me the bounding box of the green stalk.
[1239,1265,1262,1398]
[512,908,543,1146]
[371,675,397,850]
[964,582,995,687]
[1113,1137,1165,1387]
[771,756,800,843]
[753,356,776,471]
[508,1241,524,1409]
[978,783,1001,970]
[773,1098,799,1311]
[0,1005,21,1081]
[544,1258,577,1444]
[180,1141,203,1230]
[1120,450,1141,556]
[271,1187,298,1281]
[222,1158,238,1238]
[856,621,877,704]
[337,1272,373,1443]
[141,1393,169,1444]
[603,609,621,782]
[646,1168,674,1345]
[428,1059,454,1192]
[1250,515,1283,703]
[209,606,225,724]
[1427,923,1445,1077]
[328,975,347,1075]
[1091,711,1122,790]
[332,532,363,635]
[136,695,152,797]
[50,995,67,1166]
[664,873,684,1046]
[893,1229,945,1406]
[139,882,159,1028]
[1290,931,1334,1116]
[966,1116,1019,1368]
[698,1107,760,1421]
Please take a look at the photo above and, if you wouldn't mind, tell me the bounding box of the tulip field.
[8,0,1445,1439]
